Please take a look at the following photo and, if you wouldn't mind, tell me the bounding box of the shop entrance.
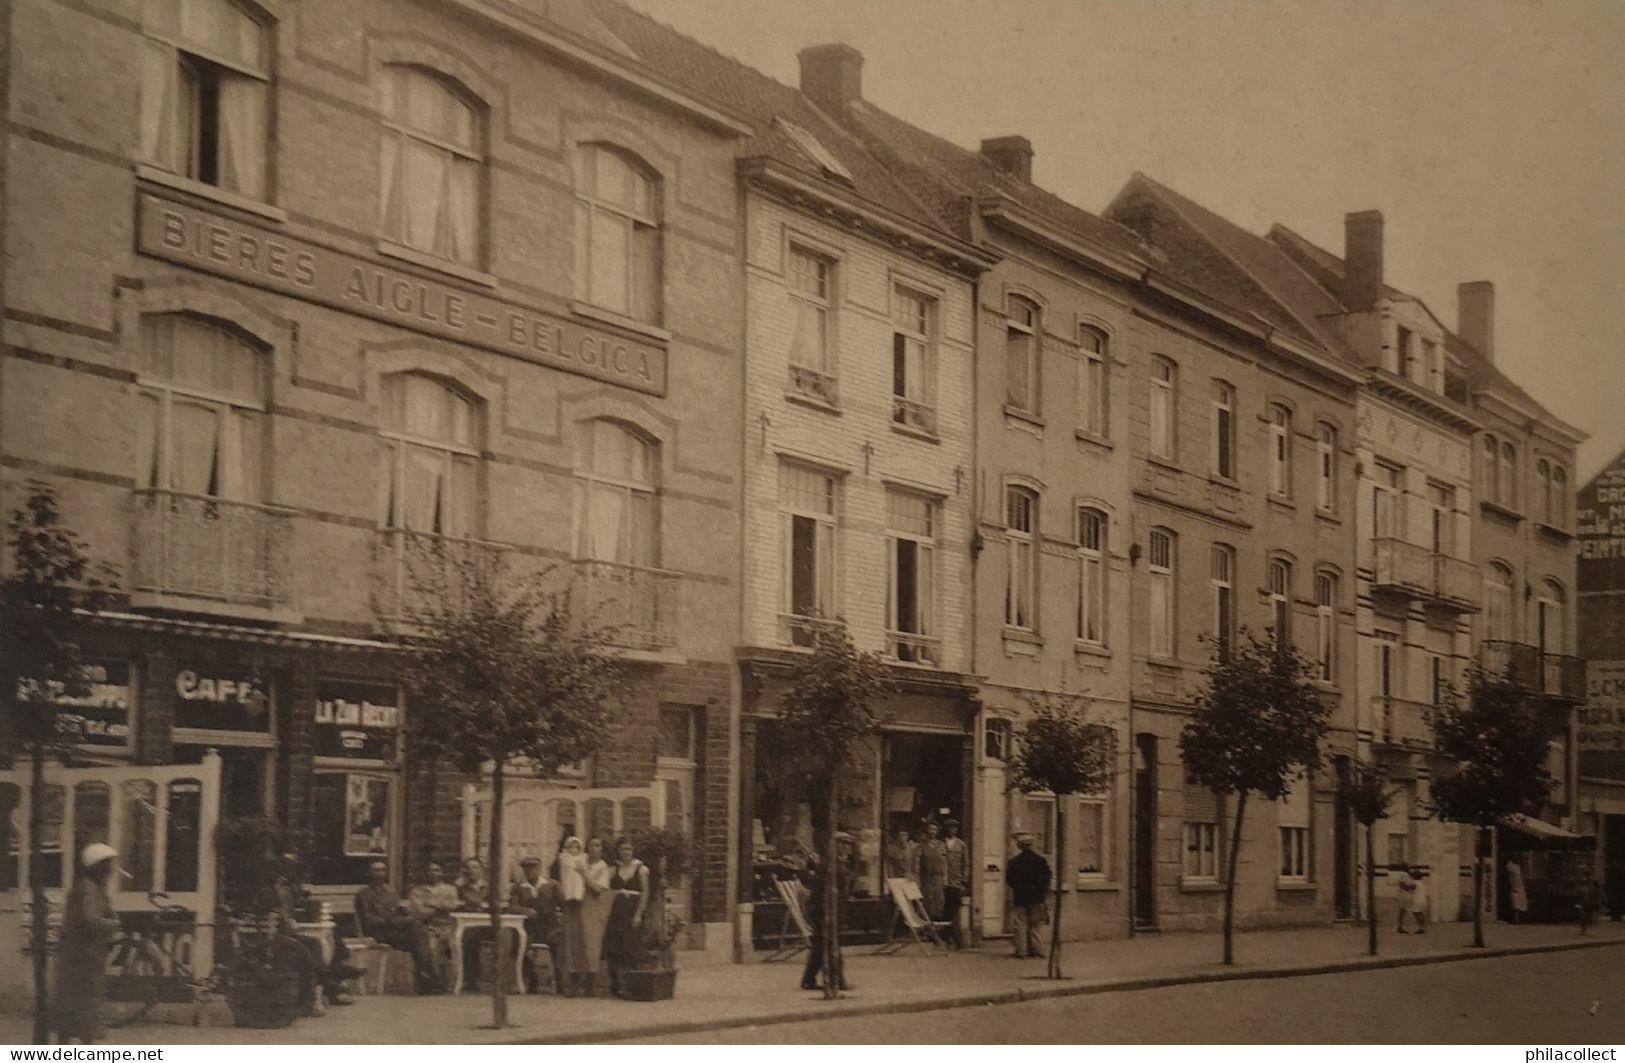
[881,732,964,838]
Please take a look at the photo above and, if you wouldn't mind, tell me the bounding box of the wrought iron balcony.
[1372,695,1434,750]
[131,489,292,608]
[1371,538,1478,610]
[1481,640,1586,701]
[887,630,942,668]
[572,559,680,651]
[372,528,507,620]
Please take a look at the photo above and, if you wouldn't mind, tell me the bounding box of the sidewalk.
[6,920,1623,1045]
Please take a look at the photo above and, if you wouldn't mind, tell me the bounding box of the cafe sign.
[15,660,132,749]
[137,194,667,396]
[314,680,402,761]
[172,668,271,734]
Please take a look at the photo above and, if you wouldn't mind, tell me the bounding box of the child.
[1395,865,1427,933]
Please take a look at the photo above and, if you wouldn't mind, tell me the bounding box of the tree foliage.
[1181,628,1329,964]
[1006,691,1114,979]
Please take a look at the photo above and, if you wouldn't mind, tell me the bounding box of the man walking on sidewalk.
[1005,832,1050,959]
[802,832,856,992]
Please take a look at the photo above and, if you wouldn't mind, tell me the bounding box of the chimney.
[1458,281,1495,363]
[980,135,1033,183]
[1343,210,1384,311]
[798,44,863,113]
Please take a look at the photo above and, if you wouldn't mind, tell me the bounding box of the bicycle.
[105,891,225,1028]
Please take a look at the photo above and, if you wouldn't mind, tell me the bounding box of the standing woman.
[576,837,614,997]
[555,837,587,996]
[603,837,650,997]
[54,844,121,1043]
[915,821,948,926]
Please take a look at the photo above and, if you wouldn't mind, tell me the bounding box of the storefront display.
[310,679,403,888]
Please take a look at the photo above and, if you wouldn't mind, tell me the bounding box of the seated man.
[508,856,562,992]
[408,862,460,992]
[354,860,434,993]
[269,852,359,1011]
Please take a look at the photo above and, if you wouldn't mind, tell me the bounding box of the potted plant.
[214,814,303,1028]
[621,826,691,1001]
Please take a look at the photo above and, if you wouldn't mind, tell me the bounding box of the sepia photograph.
[0,0,1623,1050]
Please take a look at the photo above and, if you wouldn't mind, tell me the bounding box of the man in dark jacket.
[1004,832,1051,959]
[800,831,855,992]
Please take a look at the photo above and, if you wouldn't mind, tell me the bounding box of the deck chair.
[874,877,949,956]
[764,876,813,962]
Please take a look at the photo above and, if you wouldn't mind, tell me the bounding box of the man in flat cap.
[941,818,969,949]
[800,830,855,992]
[509,855,562,992]
[1005,832,1051,959]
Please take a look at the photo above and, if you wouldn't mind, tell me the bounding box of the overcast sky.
[628,0,1625,481]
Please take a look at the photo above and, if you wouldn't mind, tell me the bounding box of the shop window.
[140,0,271,199]
[892,286,936,433]
[311,772,394,887]
[379,65,483,267]
[575,143,661,322]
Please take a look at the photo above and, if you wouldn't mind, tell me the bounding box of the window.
[1501,441,1518,509]
[1385,832,1409,868]
[1484,562,1515,643]
[1552,465,1568,527]
[1537,459,1567,527]
[1149,356,1176,461]
[572,420,657,566]
[1422,339,1440,392]
[1376,631,1400,701]
[1076,796,1108,879]
[311,771,396,887]
[1183,778,1219,879]
[1316,424,1337,511]
[984,718,1012,761]
[1078,326,1109,437]
[140,0,269,199]
[886,489,939,665]
[379,66,482,267]
[1211,382,1235,479]
[892,287,935,433]
[1148,528,1174,658]
[1077,507,1107,646]
[656,705,697,835]
[780,463,839,646]
[1538,580,1566,657]
[1005,487,1037,631]
[1483,435,1501,504]
[1023,797,1057,863]
[1278,781,1309,881]
[1005,297,1040,414]
[1427,482,1456,560]
[786,247,835,401]
[575,144,660,321]
[1537,459,1551,524]
[1314,572,1336,680]
[1268,404,1292,496]
[1395,325,1412,375]
[378,374,478,538]
[1210,544,1235,659]
[1429,654,1448,706]
[136,315,266,502]
[1268,558,1292,650]
[1372,462,1402,540]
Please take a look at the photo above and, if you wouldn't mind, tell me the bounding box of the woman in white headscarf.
[555,836,589,995]
[54,844,121,1043]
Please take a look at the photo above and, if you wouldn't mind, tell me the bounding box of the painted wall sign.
[1577,457,1625,591]
[172,669,270,733]
[1579,659,1625,783]
[15,660,132,749]
[136,193,667,396]
[313,680,401,761]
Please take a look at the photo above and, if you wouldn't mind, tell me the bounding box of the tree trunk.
[29,746,49,1045]
[1365,822,1377,957]
[1048,805,1064,979]
[488,759,509,1028]
[822,776,840,1000]
[1470,825,1487,949]
[1222,791,1248,966]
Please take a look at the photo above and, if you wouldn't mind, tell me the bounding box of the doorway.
[1333,756,1355,918]
[1133,733,1157,929]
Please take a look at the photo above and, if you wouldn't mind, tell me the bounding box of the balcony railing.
[780,612,839,649]
[887,630,942,668]
[891,396,937,435]
[1372,695,1434,750]
[787,365,838,407]
[1371,538,1478,609]
[131,489,292,608]
[1480,641,1586,701]
[373,529,507,620]
[572,560,679,651]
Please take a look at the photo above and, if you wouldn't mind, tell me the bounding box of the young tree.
[1181,629,1329,965]
[1345,762,1393,956]
[765,621,889,1000]
[1006,692,1114,979]
[392,549,629,1028]
[1430,665,1562,949]
[0,482,114,1044]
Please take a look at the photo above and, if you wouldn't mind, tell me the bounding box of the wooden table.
[291,918,336,967]
[447,911,528,995]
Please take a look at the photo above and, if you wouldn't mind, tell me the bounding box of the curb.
[516,935,1625,1044]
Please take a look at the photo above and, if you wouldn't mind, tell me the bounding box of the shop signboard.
[15,660,132,749]
[1580,659,1625,781]
[171,668,271,733]
[313,680,401,761]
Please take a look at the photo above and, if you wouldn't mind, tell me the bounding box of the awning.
[1502,814,1596,849]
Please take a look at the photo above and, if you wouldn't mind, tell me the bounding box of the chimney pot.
[798,43,863,113]
[1343,210,1384,311]
[1458,280,1495,363]
[980,135,1034,183]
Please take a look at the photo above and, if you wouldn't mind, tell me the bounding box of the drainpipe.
[1126,513,1141,936]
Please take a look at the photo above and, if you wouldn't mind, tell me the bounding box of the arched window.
[1538,579,1566,656]
[1552,465,1568,527]
[1209,543,1235,659]
[1536,459,1552,524]
[1483,435,1501,505]
[1005,296,1040,415]
[1484,561,1515,644]
[379,66,482,266]
[1077,507,1107,646]
[1314,571,1336,682]
[576,144,661,322]
[1149,356,1176,461]
[140,0,271,198]
[1268,404,1293,497]
[135,314,266,501]
[378,374,478,538]
[1211,382,1235,479]
[1148,527,1175,657]
[1078,326,1109,437]
[1501,440,1518,509]
[573,420,658,567]
[1316,424,1337,511]
[1268,557,1292,649]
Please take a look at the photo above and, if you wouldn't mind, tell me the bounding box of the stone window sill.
[1276,880,1317,893]
[138,164,289,224]
[378,240,497,289]
[1003,404,1045,429]
[784,389,842,416]
[1179,878,1224,893]
[570,300,672,344]
[1074,429,1114,451]
[891,420,940,445]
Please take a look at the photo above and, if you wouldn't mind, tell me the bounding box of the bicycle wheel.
[105,938,165,1028]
